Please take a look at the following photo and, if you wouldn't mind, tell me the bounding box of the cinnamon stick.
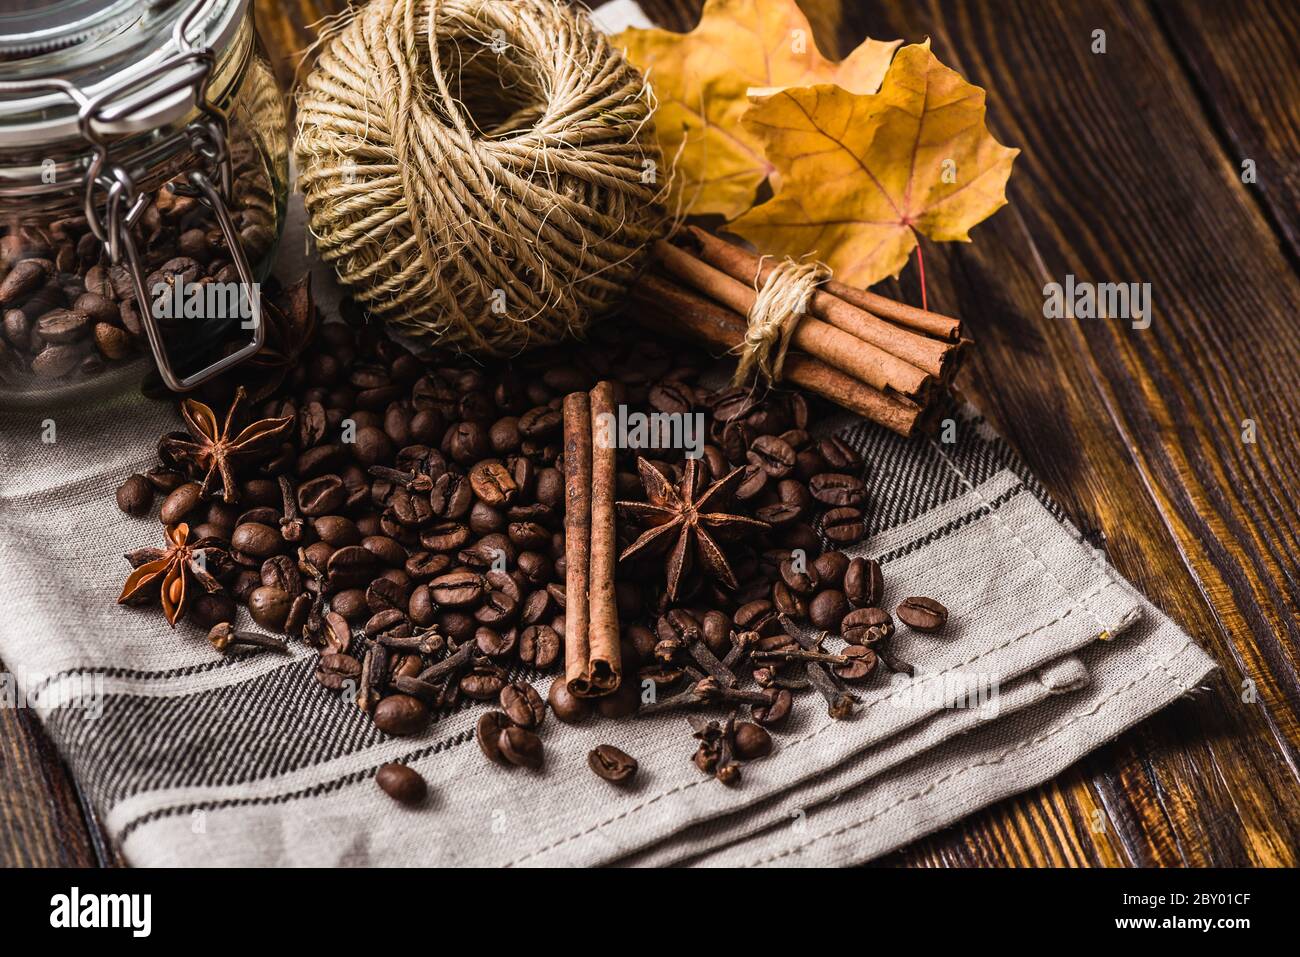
[562,391,593,697]
[655,240,931,403]
[630,274,924,437]
[685,227,961,374]
[586,380,621,694]
[822,278,962,342]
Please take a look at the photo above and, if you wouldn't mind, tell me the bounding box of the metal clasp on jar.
[0,0,264,392]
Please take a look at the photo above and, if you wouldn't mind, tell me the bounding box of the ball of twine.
[295,0,666,356]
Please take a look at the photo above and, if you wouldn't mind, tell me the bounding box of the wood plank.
[846,0,1300,867]
[202,0,1300,869]
[1154,0,1300,263]
[253,0,343,91]
[0,657,99,867]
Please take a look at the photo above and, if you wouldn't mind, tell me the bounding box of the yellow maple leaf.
[731,42,1020,287]
[615,0,900,219]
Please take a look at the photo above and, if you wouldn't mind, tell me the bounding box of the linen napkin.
[0,185,1214,866]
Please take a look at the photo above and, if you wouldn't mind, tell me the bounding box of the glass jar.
[0,0,288,404]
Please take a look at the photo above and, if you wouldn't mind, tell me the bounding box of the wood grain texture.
[0,657,99,868]
[6,0,1298,869]
[1153,0,1300,264]
[850,0,1300,867]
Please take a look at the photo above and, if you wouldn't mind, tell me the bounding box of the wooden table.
[5,0,1298,867]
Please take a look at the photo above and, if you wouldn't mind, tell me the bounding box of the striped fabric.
[0,199,1215,867]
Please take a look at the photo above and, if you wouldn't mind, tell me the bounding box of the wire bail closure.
[0,0,263,392]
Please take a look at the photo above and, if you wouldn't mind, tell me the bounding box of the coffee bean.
[352,425,394,466]
[809,472,867,507]
[159,482,202,525]
[115,474,153,516]
[534,467,564,507]
[468,459,517,506]
[331,588,368,623]
[588,744,637,784]
[27,341,68,380]
[779,558,819,596]
[475,589,517,626]
[500,681,546,728]
[896,596,948,632]
[833,645,878,683]
[405,550,451,581]
[843,557,883,608]
[750,434,796,477]
[595,678,641,719]
[771,581,807,618]
[752,688,792,727]
[327,545,378,588]
[321,611,353,654]
[189,593,236,629]
[361,535,407,567]
[444,421,490,463]
[0,259,47,303]
[429,472,473,518]
[298,474,347,516]
[700,609,732,659]
[476,711,513,765]
[474,625,515,658]
[518,406,562,438]
[372,694,429,736]
[519,624,561,669]
[733,599,778,636]
[248,586,292,630]
[36,308,89,343]
[841,607,894,646]
[366,577,407,614]
[376,763,427,805]
[314,514,361,547]
[428,569,483,606]
[261,555,303,595]
[315,653,361,690]
[231,522,282,560]
[460,662,508,700]
[438,610,476,643]
[733,722,773,759]
[808,590,849,631]
[498,725,544,769]
[365,608,411,641]
[817,435,863,472]
[548,676,591,724]
[420,521,471,552]
[94,323,130,359]
[821,507,866,545]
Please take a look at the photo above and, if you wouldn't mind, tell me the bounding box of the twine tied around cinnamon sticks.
[638,228,968,437]
[733,259,829,387]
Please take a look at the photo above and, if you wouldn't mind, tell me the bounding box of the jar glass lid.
[0,0,147,60]
[0,0,247,143]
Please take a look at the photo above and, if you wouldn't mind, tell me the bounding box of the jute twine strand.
[295,0,665,356]
[732,258,830,386]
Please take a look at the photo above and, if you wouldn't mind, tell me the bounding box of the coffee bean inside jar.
[0,0,288,400]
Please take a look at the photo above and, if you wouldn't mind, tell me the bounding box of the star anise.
[616,457,769,600]
[158,385,293,503]
[117,523,227,627]
[239,275,318,401]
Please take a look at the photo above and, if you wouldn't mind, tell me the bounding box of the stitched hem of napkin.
[501,575,1137,867]
[739,632,1204,866]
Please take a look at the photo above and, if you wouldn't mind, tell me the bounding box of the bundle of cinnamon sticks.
[562,381,622,697]
[628,227,968,436]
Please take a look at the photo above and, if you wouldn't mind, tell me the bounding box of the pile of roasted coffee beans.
[113,287,950,802]
[0,157,275,387]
